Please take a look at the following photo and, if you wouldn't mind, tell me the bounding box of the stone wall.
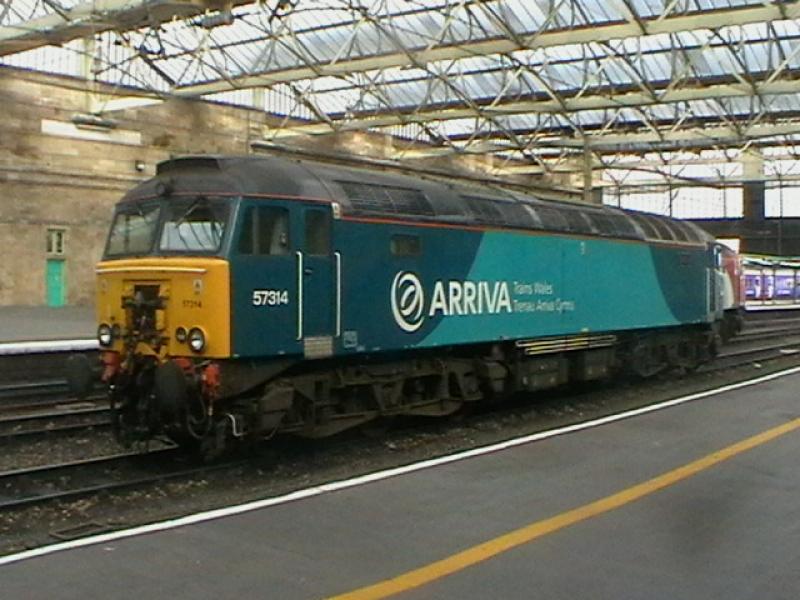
[0,67,267,306]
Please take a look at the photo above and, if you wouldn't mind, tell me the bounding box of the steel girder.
[5,0,800,184]
[0,1,251,55]
[169,2,800,96]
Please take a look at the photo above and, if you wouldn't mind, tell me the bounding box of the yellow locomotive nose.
[95,257,231,359]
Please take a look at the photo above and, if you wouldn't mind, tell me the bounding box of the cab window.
[105,203,160,257]
[159,197,228,253]
[238,207,290,255]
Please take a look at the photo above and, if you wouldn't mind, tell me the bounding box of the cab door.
[231,201,298,357]
[231,200,336,359]
[298,206,335,358]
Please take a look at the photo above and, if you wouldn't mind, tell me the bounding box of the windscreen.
[159,197,230,253]
[105,203,161,257]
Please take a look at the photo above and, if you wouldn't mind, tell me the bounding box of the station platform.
[0,306,94,343]
[2,368,800,598]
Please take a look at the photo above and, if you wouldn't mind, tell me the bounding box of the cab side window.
[305,210,331,256]
[238,207,290,255]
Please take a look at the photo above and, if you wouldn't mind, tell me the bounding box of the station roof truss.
[5,0,800,188]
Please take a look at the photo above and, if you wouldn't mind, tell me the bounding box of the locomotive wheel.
[154,360,188,422]
[154,360,212,444]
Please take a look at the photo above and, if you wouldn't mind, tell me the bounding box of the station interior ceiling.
[3,0,800,228]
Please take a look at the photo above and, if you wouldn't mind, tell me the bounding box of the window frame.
[304,208,332,257]
[236,204,292,257]
[103,202,162,258]
[157,196,231,255]
[46,228,67,257]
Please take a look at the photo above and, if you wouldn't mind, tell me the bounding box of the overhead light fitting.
[72,113,118,130]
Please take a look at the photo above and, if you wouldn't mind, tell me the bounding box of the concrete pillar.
[247,89,267,149]
[252,88,265,109]
[81,37,103,114]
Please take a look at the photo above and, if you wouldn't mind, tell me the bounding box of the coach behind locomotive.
[94,155,737,456]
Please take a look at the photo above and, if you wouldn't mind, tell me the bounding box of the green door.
[46,259,65,307]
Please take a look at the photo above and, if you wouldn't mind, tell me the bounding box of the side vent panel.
[338,181,435,217]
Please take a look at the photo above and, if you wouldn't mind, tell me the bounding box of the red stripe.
[341,214,702,249]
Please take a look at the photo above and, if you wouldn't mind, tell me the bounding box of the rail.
[0,449,246,511]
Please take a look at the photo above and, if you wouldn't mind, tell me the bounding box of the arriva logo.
[391,271,513,333]
[391,271,425,332]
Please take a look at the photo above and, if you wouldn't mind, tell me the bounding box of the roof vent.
[156,156,222,175]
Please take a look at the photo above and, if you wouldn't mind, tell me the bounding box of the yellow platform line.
[329,416,800,600]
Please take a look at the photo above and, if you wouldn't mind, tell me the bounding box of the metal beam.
[173,2,800,97]
[596,173,800,187]
[495,156,754,176]
[547,121,800,150]
[387,116,800,167]
[394,141,513,159]
[264,77,800,138]
[90,95,164,112]
[0,0,249,56]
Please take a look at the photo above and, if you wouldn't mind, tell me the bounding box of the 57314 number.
[252,290,289,306]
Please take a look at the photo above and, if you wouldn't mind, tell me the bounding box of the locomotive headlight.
[188,327,206,353]
[97,323,113,347]
[175,327,187,343]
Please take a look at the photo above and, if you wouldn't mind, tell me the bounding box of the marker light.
[175,327,187,343]
[188,328,206,353]
[98,324,113,347]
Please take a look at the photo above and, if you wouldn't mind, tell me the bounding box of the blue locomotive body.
[231,215,714,358]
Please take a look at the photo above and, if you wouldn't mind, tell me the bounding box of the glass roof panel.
[3,0,800,173]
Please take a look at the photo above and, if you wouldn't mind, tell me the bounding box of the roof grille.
[532,206,569,232]
[462,196,505,225]
[339,181,434,216]
[560,208,593,234]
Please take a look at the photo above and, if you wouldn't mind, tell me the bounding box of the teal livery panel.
[341,224,709,353]
[231,216,710,358]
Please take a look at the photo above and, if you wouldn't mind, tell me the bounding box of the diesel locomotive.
[93,155,741,455]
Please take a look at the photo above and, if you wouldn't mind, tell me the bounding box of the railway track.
[0,404,110,441]
[0,379,71,402]
[704,313,800,370]
[0,347,104,438]
[0,447,246,512]
[0,345,99,406]
[708,340,800,371]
